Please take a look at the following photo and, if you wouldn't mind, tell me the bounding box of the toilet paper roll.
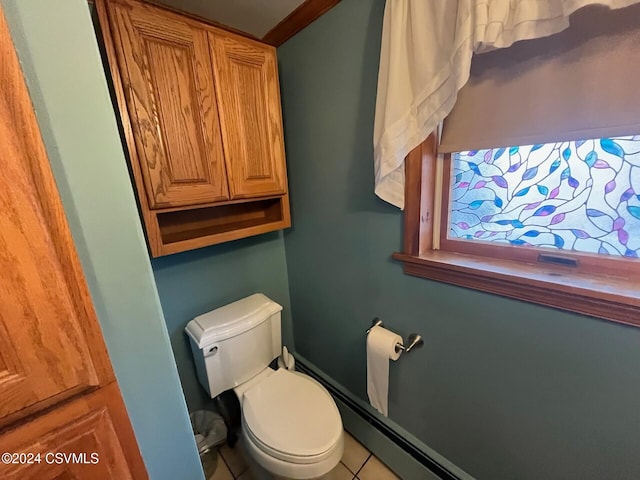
[366,326,402,417]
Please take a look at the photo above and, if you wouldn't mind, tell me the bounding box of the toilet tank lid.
[185,294,282,348]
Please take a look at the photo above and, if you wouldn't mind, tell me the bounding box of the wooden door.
[0,385,145,480]
[210,31,288,199]
[0,4,147,478]
[108,0,229,209]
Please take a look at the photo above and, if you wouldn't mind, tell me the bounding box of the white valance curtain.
[373,0,640,209]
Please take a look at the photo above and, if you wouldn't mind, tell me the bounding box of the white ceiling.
[155,0,306,38]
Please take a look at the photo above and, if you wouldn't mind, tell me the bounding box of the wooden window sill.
[392,251,640,328]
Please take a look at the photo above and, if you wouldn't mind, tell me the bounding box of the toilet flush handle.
[206,345,218,357]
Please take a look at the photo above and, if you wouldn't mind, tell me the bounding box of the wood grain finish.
[403,134,437,256]
[398,137,640,328]
[93,0,165,254]
[96,0,291,256]
[109,0,228,208]
[393,251,640,328]
[262,0,341,46]
[0,5,116,426]
[211,31,287,199]
[1,5,146,477]
[0,384,147,480]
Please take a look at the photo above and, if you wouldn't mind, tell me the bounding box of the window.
[394,135,640,328]
[444,136,640,271]
[393,6,640,327]
[449,138,640,257]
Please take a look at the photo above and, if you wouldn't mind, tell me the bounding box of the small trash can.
[190,410,227,478]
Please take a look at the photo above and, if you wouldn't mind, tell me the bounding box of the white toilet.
[185,294,344,479]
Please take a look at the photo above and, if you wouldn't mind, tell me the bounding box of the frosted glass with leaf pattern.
[450,136,640,257]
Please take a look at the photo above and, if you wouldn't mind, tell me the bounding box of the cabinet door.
[210,32,288,199]
[1,5,146,477]
[108,0,228,208]
[0,10,114,426]
[0,384,147,480]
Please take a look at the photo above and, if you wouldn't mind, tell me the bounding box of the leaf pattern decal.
[522,167,538,180]
[628,206,640,220]
[449,136,640,258]
[600,138,624,158]
[571,229,590,239]
[468,162,481,174]
[524,201,542,210]
[492,176,508,188]
[620,188,634,202]
[618,229,629,245]
[605,180,616,193]
[586,209,606,217]
[508,162,522,173]
[553,234,565,248]
[612,217,625,230]
[533,205,556,217]
[537,185,549,196]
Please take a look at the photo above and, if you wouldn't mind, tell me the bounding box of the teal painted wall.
[151,232,294,412]
[2,1,204,479]
[278,1,640,479]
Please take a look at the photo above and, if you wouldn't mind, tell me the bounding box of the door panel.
[0,8,116,425]
[109,0,228,208]
[0,3,147,477]
[0,384,146,480]
[210,32,287,199]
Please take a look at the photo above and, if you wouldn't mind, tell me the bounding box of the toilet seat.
[241,369,342,465]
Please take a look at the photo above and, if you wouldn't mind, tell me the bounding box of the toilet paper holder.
[366,318,424,354]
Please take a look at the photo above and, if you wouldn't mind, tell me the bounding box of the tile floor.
[209,431,399,480]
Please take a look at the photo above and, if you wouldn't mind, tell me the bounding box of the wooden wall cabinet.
[96,0,291,256]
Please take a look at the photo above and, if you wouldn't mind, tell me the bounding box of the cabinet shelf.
[95,0,291,257]
[156,196,289,253]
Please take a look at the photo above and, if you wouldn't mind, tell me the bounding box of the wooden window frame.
[392,134,640,328]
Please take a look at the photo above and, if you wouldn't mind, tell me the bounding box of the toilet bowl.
[185,294,344,479]
[238,368,343,479]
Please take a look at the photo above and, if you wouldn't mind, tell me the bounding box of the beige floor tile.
[209,456,233,480]
[219,443,249,477]
[320,462,355,480]
[341,432,370,475]
[357,455,400,480]
[236,467,257,480]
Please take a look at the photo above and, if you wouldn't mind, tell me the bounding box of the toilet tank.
[185,294,282,399]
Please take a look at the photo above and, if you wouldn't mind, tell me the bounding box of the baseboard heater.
[296,359,463,480]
